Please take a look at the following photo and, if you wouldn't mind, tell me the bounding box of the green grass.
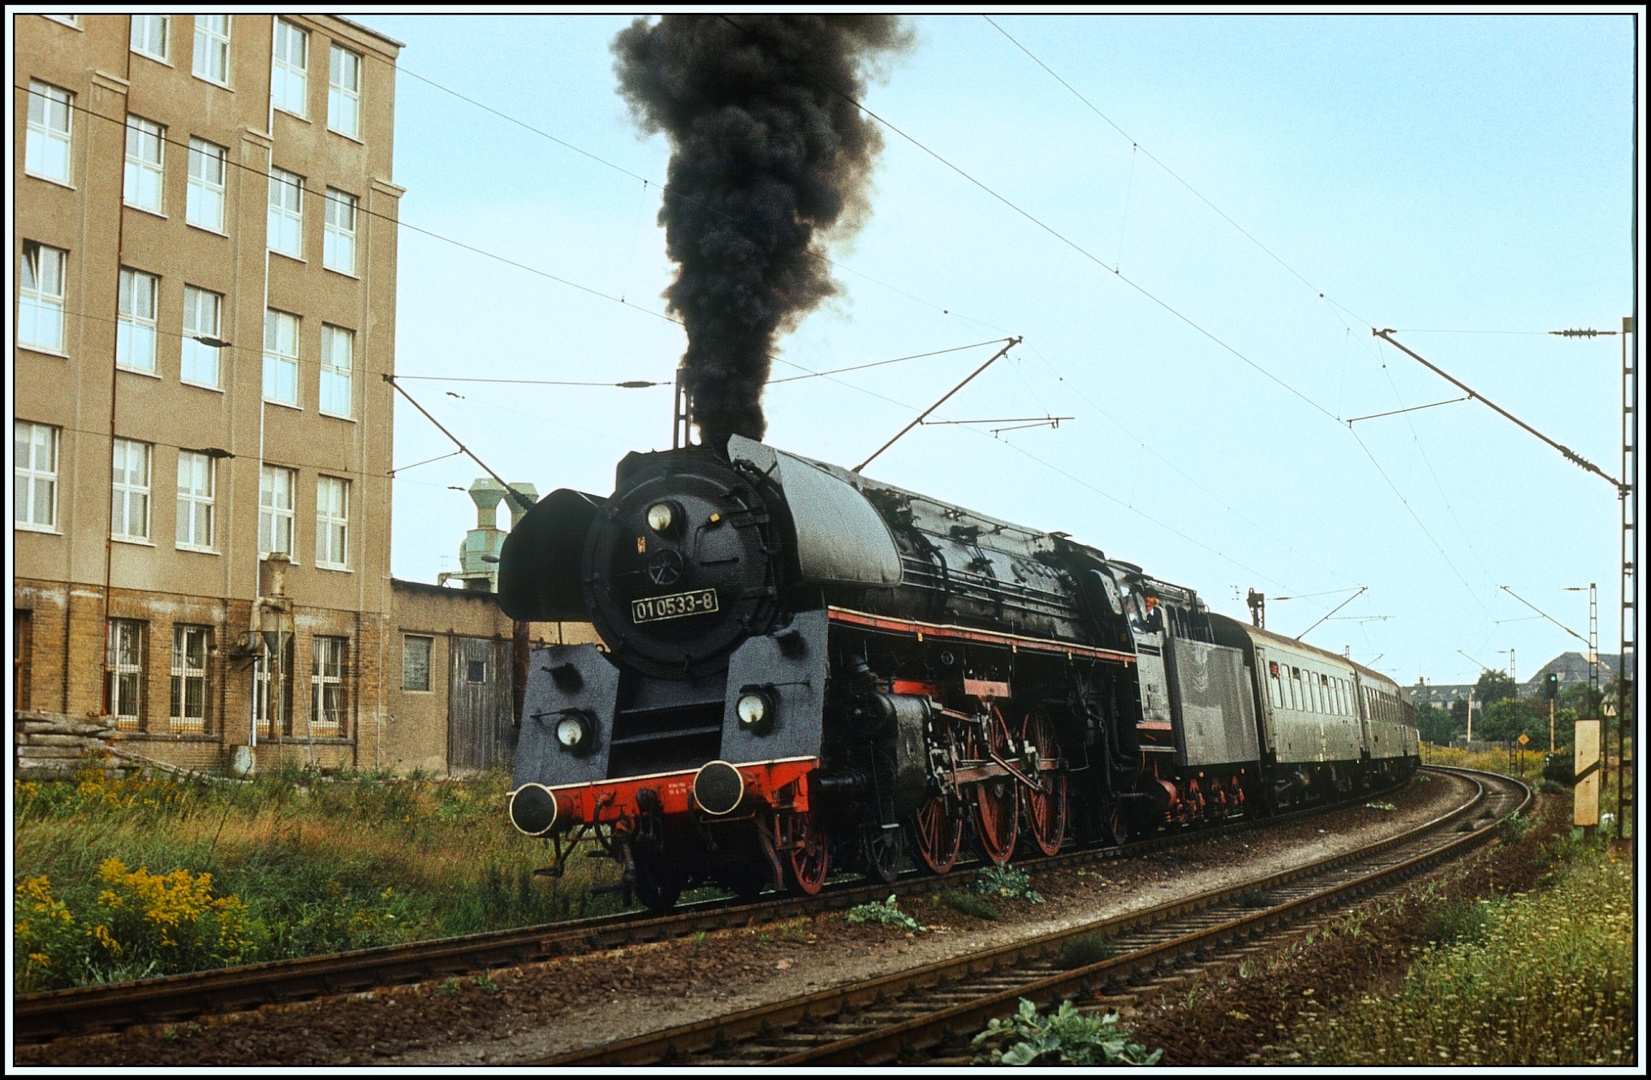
[1057,930,1117,970]
[940,890,1001,921]
[1276,843,1634,1065]
[13,763,624,991]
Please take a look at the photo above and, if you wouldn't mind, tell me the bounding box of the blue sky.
[353,13,1640,688]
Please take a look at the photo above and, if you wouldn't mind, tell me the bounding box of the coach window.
[1267,662,1282,708]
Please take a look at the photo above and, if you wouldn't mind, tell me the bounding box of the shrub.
[846,895,924,933]
[972,864,1044,904]
[941,890,1000,921]
[1497,811,1535,846]
[1057,930,1116,970]
[972,998,1162,1065]
[1420,898,1496,946]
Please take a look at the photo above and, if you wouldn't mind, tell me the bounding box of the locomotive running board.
[826,606,1135,665]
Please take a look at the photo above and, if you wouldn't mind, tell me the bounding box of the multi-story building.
[14,14,406,771]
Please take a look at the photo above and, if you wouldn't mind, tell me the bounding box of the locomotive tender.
[500,436,1418,909]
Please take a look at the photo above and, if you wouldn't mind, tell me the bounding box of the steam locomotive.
[499,436,1418,909]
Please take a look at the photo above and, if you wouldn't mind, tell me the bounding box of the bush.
[1420,898,1496,946]
[15,860,253,991]
[846,895,924,933]
[1497,811,1534,846]
[1057,930,1116,970]
[972,864,1044,904]
[972,998,1162,1065]
[941,890,1000,921]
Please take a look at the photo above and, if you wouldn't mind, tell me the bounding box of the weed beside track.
[13,762,619,992]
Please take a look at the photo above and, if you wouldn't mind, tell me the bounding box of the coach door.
[448,636,516,772]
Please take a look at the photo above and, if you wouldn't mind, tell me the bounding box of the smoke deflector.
[728,435,902,588]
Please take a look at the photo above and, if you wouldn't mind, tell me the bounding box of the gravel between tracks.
[16,773,1470,1067]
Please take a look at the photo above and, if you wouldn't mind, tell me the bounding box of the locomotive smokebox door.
[513,644,619,789]
[720,609,830,762]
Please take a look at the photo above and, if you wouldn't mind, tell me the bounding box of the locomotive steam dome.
[582,451,782,679]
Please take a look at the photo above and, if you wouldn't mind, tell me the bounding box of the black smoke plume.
[613,15,910,444]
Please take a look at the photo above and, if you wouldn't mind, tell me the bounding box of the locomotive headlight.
[554,711,593,753]
[736,689,775,734]
[646,502,676,534]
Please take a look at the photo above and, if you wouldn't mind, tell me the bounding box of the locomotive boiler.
[499,435,1418,909]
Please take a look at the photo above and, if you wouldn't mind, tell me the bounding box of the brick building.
[13,14,409,772]
[13,15,597,778]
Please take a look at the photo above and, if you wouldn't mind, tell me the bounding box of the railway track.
[12,772,1422,1045]
[543,767,1528,1066]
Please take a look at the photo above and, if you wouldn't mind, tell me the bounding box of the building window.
[107,619,145,731]
[193,14,230,85]
[328,43,361,139]
[263,309,300,406]
[130,14,168,61]
[271,19,308,117]
[319,324,353,418]
[124,115,165,213]
[182,285,223,388]
[255,634,293,738]
[117,267,159,373]
[111,439,152,542]
[402,635,432,692]
[310,636,347,735]
[19,242,67,353]
[15,421,60,531]
[322,189,357,274]
[316,476,349,569]
[25,80,73,184]
[187,138,227,231]
[267,167,303,258]
[259,465,296,557]
[170,625,209,733]
[176,451,215,550]
[44,14,79,26]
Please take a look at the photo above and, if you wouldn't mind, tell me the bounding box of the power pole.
[1618,315,1636,842]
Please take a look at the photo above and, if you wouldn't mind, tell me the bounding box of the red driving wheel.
[1020,708,1067,857]
[971,706,1019,865]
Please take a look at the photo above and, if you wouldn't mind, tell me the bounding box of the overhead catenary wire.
[363,41,1364,608]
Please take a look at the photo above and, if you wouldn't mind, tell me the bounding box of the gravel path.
[16,773,1469,1068]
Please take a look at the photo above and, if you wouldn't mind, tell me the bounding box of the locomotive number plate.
[632,588,720,624]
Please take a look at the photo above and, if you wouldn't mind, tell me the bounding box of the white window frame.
[402,635,433,692]
[255,634,292,738]
[259,464,296,558]
[271,19,309,118]
[107,619,145,731]
[192,14,231,86]
[130,14,168,62]
[316,475,349,569]
[111,438,152,542]
[44,14,79,27]
[310,636,348,735]
[19,242,67,354]
[322,188,357,274]
[25,80,73,184]
[267,167,304,258]
[124,114,165,214]
[170,625,209,734]
[263,309,300,406]
[176,450,215,551]
[15,421,61,532]
[182,285,223,388]
[319,324,353,418]
[117,267,159,374]
[186,137,227,232]
[328,42,361,139]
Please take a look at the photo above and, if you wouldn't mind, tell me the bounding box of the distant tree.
[1478,697,1540,744]
[1474,669,1518,708]
[1559,679,1603,718]
[1415,702,1462,746]
[1451,699,1470,736]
